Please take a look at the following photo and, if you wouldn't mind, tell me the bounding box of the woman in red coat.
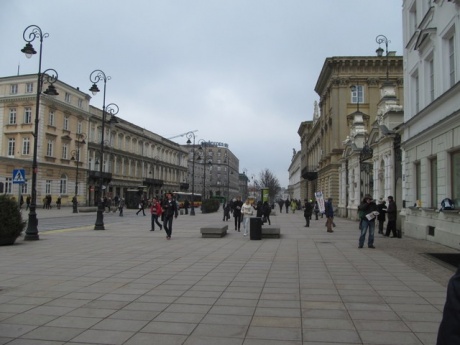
[150,198,163,231]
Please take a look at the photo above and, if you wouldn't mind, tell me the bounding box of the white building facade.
[401,0,460,248]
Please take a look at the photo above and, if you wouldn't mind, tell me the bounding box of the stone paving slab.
[1,208,459,344]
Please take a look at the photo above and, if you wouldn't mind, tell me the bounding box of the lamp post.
[186,132,197,215]
[90,69,119,230]
[71,133,86,213]
[224,151,230,202]
[376,34,390,81]
[198,140,212,199]
[21,25,60,241]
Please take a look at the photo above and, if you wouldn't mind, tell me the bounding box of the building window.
[26,82,33,93]
[60,174,67,194]
[409,2,417,37]
[77,121,83,134]
[45,180,51,194]
[24,107,32,124]
[412,71,420,114]
[351,85,364,104]
[430,158,437,209]
[429,59,435,102]
[63,116,69,131]
[46,140,54,157]
[9,108,17,124]
[48,110,55,126]
[452,151,460,208]
[62,143,68,159]
[22,137,30,155]
[65,92,71,103]
[10,84,18,94]
[415,162,421,206]
[448,36,456,87]
[8,138,15,156]
[21,183,28,194]
[5,178,12,194]
[78,98,83,108]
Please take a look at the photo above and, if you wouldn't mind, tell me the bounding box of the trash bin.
[250,217,262,240]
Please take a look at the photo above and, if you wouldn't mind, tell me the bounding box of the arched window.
[60,174,68,194]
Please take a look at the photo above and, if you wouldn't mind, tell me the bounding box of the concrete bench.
[78,207,98,213]
[261,226,281,238]
[200,224,228,238]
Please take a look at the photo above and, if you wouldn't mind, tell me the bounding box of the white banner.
[315,191,325,213]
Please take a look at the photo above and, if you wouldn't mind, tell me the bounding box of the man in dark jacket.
[162,193,178,240]
[233,197,243,231]
[324,198,334,232]
[384,196,397,237]
[377,199,387,234]
[358,196,378,248]
[304,199,313,227]
[437,265,460,345]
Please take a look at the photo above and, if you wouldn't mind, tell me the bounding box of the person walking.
[118,198,125,216]
[183,199,189,215]
[436,265,460,345]
[377,199,387,234]
[162,193,178,240]
[278,199,284,213]
[262,201,271,225]
[324,197,334,232]
[314,201,319,220]
[290,199,297,214]
[56,196,61,210]
[285,199,290,213]
[222,202,230,221]
[242,198,253,237]
[233,197,243,231]
[384,196,398,238]
[358,195,378,248]
[304,199,313,227]
[25,195,31,211]
[136,198,146,216]
[150,198,163,231]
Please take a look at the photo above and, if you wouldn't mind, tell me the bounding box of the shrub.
[0,195,26,242]
[201,199,220,213]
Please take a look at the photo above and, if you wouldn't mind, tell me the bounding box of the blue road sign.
[13,169,26,184]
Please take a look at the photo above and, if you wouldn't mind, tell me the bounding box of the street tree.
[256,168,281,202]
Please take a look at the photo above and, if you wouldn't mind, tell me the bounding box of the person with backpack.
[150,198,163,231]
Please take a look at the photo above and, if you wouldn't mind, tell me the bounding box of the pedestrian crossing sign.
[12,169,26,184]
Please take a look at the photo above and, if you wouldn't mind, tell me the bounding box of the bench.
[78,207,98,213]
[200,224,228,238]
[261,226,281,238]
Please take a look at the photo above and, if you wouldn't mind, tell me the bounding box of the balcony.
[143,178,164,187]
[301,166,318,181]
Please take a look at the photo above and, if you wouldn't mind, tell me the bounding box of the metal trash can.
[250,217,262,240]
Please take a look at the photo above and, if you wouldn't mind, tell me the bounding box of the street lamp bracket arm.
[22,25,48,45]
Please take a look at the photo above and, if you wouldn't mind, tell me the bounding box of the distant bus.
[173,192,202,209]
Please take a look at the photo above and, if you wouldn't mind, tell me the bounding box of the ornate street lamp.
[71,133,86,213]
[198,140,212,199]
[376,34,390,81]
[21,25,59,241]
[186,132,197,215]
[90,69,119,230]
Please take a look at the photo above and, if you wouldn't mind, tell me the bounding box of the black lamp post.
[21,25,59,241]
[198,140,212,199]
[186,131,196,215]
[71,133,86,213]
[90,69,119,230]
[376,34,390,81]
[224,151,230,202]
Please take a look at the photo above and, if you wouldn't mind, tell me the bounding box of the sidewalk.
[0,210,457,344]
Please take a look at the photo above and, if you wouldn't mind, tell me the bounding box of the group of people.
[229,197,272,236]
[277,198,304,214]
[357,195,398,249]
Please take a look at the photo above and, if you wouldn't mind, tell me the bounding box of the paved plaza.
[0,207,458,345]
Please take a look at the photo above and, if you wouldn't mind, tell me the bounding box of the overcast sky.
[1,0,403,187]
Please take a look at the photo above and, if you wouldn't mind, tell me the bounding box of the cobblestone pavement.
[0,207,458,345]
